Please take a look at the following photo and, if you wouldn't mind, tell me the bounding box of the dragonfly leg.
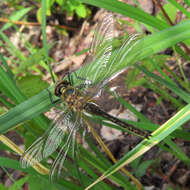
[46,89,60,104]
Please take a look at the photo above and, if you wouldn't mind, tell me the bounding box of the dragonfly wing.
[43,109,74,158]
[87,34,144,98]
[20,135,45,168]
[74,13,114,87]
[74,14,144,98]
[102,33,144,86]
[20,108,72,168]
[90,13,113,57]
[49,113,82,180]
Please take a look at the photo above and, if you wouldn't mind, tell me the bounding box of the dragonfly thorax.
[54,80,89,112]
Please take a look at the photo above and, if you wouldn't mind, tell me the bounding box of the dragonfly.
[20,13,150,180]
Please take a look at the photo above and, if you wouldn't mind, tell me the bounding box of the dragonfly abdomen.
[84,102,150,139]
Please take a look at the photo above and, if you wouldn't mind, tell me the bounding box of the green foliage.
[0,183,8,190]
[9,176,28,190]
[17,75,49,98]
[131,158,154,178]
[157,3,178,23]
[184,0,190,7]
[1,0,190,189]
[6,0,88,21]
[15,45,53,76]
[37,0,88,23]
[28,174,55,190]
[1,8,32,32]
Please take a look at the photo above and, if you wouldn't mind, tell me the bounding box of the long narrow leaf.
[80,0,168,30]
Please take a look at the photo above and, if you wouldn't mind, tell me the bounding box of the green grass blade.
[0,31,26,61]
[164,138,190,164]
[0,88,56,134]
[1,7,32,31]
[41,0,55,83]
[0,157,35,174]
[0,66,25,103]
[168,0,190,18]
[135,64,190,103]
[9,176,28,190]
[0,53,14,79]
[80,0,168,30]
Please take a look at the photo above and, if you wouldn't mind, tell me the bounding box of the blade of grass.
[0,88,57,134]
[0,65,25,103]
[168,0,190,18]
[135,64,190,103]
[1,7,32,31]
[0,53,14,79]
[0,135,49,174]
[0,31,26,61]
[164,137,190,164]
[41,0,55,83]
[80,0,168,30]
[146,80,184,108]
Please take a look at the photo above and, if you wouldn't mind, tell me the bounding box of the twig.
[0,17,77,31]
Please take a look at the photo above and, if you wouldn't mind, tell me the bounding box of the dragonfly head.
[54,80,74,98]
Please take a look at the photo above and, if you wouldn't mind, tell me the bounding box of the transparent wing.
[20,108,75,168]
[78,34,144,98]
[49,113,82,181]
[74,13,114,87]
[101,33,144,87]
[20,135,44,168]
[74,13,144,97]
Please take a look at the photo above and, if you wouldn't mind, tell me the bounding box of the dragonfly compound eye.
[54,80,70,97]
